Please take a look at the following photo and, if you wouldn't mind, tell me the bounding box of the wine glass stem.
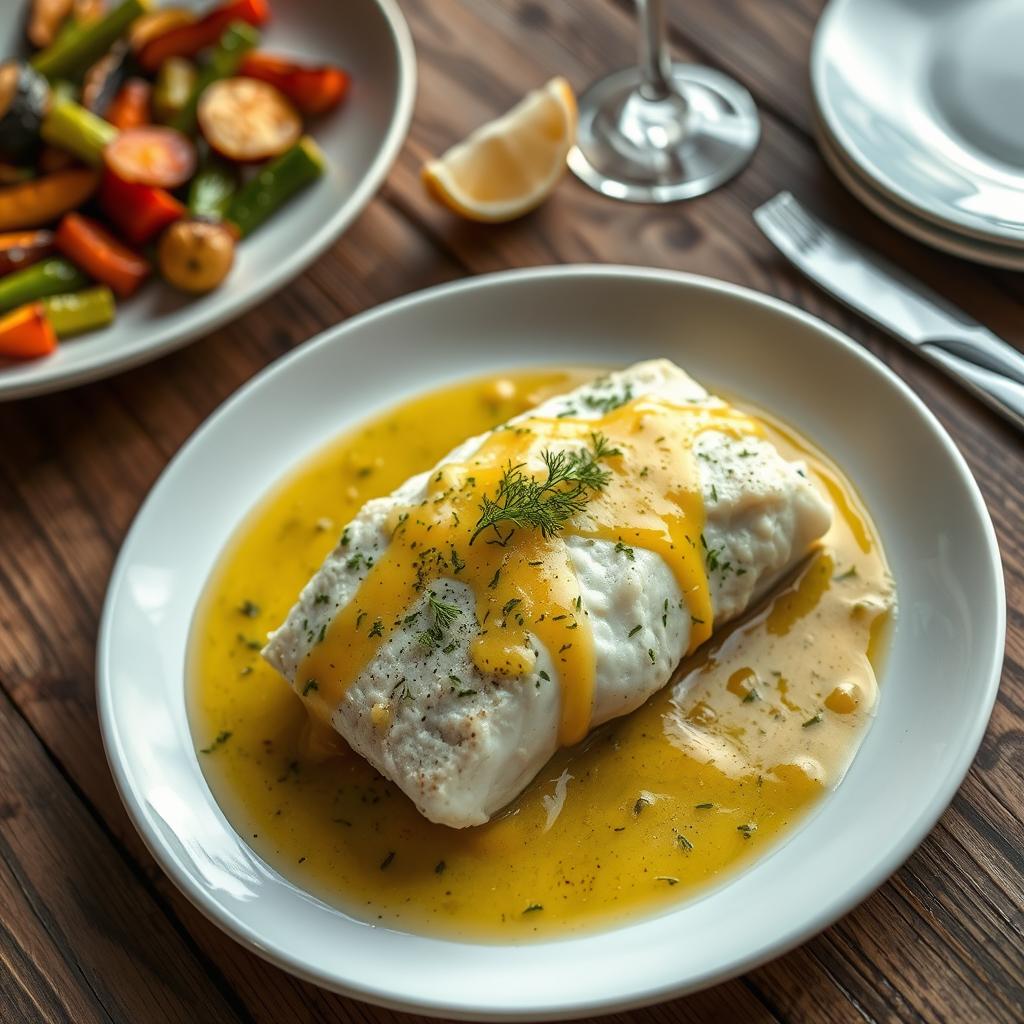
[636,0,676,102]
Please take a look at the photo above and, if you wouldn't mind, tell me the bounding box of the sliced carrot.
[137,0,271,73]
[105,126,197,189]
[238,52,349,115]
[99,169,185,246]
[0,169,100,231]
[106,78,152,131]
[0,301,57,359]
[54,212,150,298]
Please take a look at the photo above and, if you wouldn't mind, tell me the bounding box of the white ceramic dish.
[815,118,1024,272]
[0,0,415,401]
[98,267,1005,1020]
[812,0,1024,248]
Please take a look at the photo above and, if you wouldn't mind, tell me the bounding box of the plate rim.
[0,0,417,402]
[811,0,1024,248]
[96,265,1006,1020]
[813,113,1024,271]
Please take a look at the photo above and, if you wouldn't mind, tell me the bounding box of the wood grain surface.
[1,1,1022,1022]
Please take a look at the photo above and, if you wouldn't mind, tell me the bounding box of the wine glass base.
[568,64,761,203]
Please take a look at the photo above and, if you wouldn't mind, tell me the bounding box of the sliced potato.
[197,77,301,162]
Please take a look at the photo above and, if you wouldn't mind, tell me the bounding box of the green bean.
[42,286,116,337]
[228,137,325,237]
[0,258,90,314]
[31,0,149,81]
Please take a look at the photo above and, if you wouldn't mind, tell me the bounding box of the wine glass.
[568,0,760,203]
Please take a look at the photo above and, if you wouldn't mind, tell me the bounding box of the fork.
[754,191,1024,432]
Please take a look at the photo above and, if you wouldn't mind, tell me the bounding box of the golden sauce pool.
[188,369,894,940]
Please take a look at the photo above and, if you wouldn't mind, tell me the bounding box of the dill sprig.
[470,432,620,545]
[416,591,462,650]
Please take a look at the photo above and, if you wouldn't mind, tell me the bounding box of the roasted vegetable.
[54,212,150,297]
[137,0,269,73]
[0,302,57,359]
[0,230,55,276]
[42,284,116,335]
[157,218,235,292]
[105,77,151,130]
[28,0,74,49]
[0,256,89,313]
[239,52,349,115]
[41,94,118,165]
[227,135,324,236]
[105,126,196,188]
[188,153,237,220]
[31,0,150,81]
[170,20,260,135]
[199,76,299,162]
[128,7,193,53]
[151,55,195,123]
[0,62,50,163]
[0,168,100,230]
[99,169,184,245]
[82,40,130,114]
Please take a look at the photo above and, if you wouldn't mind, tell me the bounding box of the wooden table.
[2,1,1022,1021]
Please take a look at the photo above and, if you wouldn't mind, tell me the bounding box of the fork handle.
[923,344,1024,432]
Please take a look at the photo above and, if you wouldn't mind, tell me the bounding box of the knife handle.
[923,344,1024,433]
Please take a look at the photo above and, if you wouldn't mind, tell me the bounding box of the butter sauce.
[188,369,893,939]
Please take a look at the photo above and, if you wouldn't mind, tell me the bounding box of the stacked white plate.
[811,0,1024,270]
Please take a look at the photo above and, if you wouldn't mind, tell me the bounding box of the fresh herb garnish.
[676,834,693,852]
[380,851,395,870]
[615,540,635,561]
[522,903,544,914]
[302,679,319,696]
[416,592,461,650]
[802,712,823,728]
[470,433,617,545]
[238,599,260,618]
[695,802,714,810]
[737,823,757,839]
[200,731,232,754]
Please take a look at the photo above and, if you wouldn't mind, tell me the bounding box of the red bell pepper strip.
[54,212,150,298]
[137,0,270,73]
[0,301,57,360]
[238,52,349,115]
[99,169,185,247]
[106,78,152,131]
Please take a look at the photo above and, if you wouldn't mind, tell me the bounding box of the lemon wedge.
[422,77,577,223]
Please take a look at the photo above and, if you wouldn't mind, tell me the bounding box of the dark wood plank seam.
[935,814,1024,930]
[745,956,876,1024]
[0,609,257,1024]
[873,879,1017,1021]
[0,911,109,1024]
[0,760,121,1024]
[895,851,1024,1007]
[951,794,1024,908]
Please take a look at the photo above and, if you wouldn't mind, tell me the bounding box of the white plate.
[98,267,1005,1020]
[815,117,1024,271]
[0,0,415,401]
[812,0,1024,248]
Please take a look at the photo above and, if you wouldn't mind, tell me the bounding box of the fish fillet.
[264,360,832,827]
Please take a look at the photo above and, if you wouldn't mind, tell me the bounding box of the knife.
[753,191,1024,432]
